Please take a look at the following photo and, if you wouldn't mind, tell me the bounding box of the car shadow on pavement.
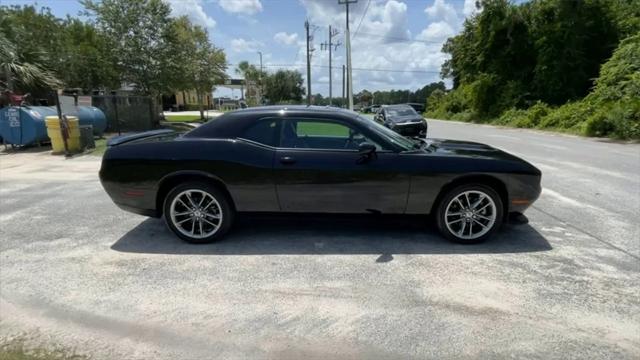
[111,213,552,256]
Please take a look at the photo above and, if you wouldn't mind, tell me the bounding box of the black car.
[406,103,425,113]
[375,104,428,138]
[100,106,541,244]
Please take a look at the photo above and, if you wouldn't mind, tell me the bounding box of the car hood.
[388,115,424,124]
[427,138,532,161]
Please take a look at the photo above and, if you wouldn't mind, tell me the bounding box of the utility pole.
[257,51,263,105]
[338,0,357,110]
[342,65,345,107]
[320,26,341,106]
[305,20,313,106]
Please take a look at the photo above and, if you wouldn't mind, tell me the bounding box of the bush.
[589,35,640,102]
[583,106,615,137]
[425,86,476,121]
[497,108,528,126]
[497,102,551,128]
[537,101,595,130]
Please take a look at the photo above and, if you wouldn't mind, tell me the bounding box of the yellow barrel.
[45,116,81,154]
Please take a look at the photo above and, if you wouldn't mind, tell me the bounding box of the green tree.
[82,0,176,96]
[528,0,619,104]
[235,60,265,105]
[264,69,305,104]
[191,35,226,119]
[168,17,227,119]
[58,17,119,91]
[0,5,120,93]
[355,89,373,105]
[0,31,61,92]
[439,0,625,118]
[0,6,62,93]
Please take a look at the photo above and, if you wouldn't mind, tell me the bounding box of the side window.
[296,121,349,137]
[240,119,278,146]
[280,119,382,150]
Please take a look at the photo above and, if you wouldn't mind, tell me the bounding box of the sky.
[1,0,483,98]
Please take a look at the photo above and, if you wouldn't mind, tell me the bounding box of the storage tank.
[70,106,107,135]
[0,106,107,146]
[0,106,57,146]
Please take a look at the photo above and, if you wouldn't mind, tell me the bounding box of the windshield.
[386,106,417,117]
[356,115,417,151]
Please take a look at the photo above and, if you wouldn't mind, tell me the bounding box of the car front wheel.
[163,182,234,244]
[436,184,503,244]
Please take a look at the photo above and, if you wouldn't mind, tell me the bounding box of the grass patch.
[297,122,349,136]
[0,338,87,360]
[89,138,107,156]
[164,114,203,122]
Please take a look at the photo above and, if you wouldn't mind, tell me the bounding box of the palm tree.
[235,61,261,104]
[0,32,62,92]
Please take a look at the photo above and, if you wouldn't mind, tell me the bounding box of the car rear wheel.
[163,182,234,244]
[436,184,503,244]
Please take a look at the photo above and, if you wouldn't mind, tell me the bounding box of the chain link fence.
[92,95,159,132]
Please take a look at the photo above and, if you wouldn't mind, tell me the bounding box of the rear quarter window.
[240,119,278,146]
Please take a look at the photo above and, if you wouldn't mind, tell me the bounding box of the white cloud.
[297,0,443,93]
[274,32,299,46]
[266,0,483,96]
[463,0,480,17]
[217,0,263,15]
[416,21,455,42]
[230,38,262,53]
[425,0,460,26]
[167,0,216,28]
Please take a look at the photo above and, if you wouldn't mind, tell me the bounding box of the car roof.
[232,105,358,116]
[183,105,362,139]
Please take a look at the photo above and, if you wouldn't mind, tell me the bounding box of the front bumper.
[390,121,428,137]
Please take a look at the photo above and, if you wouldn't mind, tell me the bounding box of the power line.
[352,0,371,40]
[350,30,445,44]
[330,24,447,44]
[228,63,439,74]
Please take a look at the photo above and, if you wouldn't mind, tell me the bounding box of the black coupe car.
[100,106,541,244]
[374,104,428,138]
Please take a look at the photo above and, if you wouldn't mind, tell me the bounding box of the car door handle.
[280,156,296,165]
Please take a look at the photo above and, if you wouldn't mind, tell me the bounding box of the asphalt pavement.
[0,119,638,359]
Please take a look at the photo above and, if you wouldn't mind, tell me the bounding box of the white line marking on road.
[487,134,516,140]
[539,144,569,151]
[537,158,636,182]
[542,188,601,211]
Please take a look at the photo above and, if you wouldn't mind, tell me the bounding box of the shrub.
[497,108,528,126]
[584,106,615,137]
[537,101,595,130]
[497,102,551,128]
[605,99,640,139]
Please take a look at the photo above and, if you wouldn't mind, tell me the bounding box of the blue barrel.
[71,106,107,136]
[0,105,107,145]
[0,106,57,146]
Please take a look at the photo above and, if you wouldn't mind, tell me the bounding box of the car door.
[274,117,410,213]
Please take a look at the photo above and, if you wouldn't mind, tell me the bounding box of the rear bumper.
[100,176,160,218]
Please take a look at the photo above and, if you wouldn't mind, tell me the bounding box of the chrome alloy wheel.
[444,190,497,240]
[169,189,222,239]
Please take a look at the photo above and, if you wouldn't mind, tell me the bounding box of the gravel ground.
[0,120,638,359]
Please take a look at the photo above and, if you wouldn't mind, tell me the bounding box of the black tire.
[163,181,234,244]
[435,184,503,244]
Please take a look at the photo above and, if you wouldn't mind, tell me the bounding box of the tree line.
[427,0,640,139]
[1,0,227,119]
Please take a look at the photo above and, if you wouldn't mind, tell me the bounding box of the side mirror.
[359,142,376,154]
[357,142,377,164]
